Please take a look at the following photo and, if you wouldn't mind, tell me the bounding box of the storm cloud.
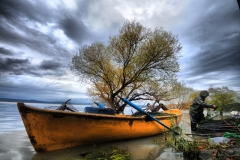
[175,1,240,90]
[0,0,239,102]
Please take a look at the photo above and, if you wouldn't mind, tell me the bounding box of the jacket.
[190,90,213,115]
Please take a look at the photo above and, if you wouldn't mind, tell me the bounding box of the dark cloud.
[0,57,65,76]
[0,0,103,59]
[39,60,62,70]
[58,15,91,44]
[188,2,240,45]
[0,57,38,75]
[238,0,240,9]
[179,1,240,87]
[0,0,92,101]
[0,19,24,45]
[0,0,73,59]
[0,0,18,19]
[0,0,54,24]
[0,16,71,58]
[0,47,15,56]
[190,32,240,76]
[0,0,239,101]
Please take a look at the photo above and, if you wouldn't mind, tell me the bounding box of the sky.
[0,0,240,103]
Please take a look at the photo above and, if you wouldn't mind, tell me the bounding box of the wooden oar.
[119,97,180,135]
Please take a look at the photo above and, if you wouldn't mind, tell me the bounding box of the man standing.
[190,90,217,131]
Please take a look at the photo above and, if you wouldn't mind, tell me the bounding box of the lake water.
[0,102,192,160]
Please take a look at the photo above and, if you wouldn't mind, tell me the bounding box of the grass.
[167,136,201,159]
[79,146,130,160]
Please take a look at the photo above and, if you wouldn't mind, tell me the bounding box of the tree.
[70,20,182,112]
[170,81,195,110]
[207,86,238,115]
[186,91,201,109]
[235,91,240,103]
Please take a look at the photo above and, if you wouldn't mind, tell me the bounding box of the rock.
[199,150,214,160]
[226,149,235,155]
[129,144,161,160]
[156,148,183,160]
[210,137,230,145]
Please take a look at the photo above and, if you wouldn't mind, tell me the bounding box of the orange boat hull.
[17,102,182,152]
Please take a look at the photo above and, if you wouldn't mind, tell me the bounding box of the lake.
[0,102,191,160]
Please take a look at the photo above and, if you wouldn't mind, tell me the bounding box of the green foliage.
[207,86,238,113]
[82,146,130,160]
[235,91,240,103]
[70,19,182,111]
[183,91,200,110]
[170,81,196,110]
[167,137,200,159]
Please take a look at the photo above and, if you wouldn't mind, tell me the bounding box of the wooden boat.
[17,102,182,152]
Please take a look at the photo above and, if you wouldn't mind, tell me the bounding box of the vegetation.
[166,133,240,160]
[207,86,239,115]
[183,91,201,110]
[180,86,240,110]
[70,20,182,112]
[167,137,201,159]
[69,18,239,112]
[170,81,195,110]
[81,146,130,160]
[235,91,240,102]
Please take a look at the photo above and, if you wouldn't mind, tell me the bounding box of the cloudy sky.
[0,0,239,103]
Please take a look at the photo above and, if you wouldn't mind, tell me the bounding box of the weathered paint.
[17,102,182,152]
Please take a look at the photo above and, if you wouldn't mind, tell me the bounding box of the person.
[146,103,154,112]
[146,101,169,112]
[190,90,217,131]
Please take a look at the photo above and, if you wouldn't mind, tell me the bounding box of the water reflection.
[32,131,178,160]
[0,130,34,160]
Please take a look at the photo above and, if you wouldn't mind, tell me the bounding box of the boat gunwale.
[17,102,182,120]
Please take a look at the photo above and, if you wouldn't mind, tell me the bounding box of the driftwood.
[185,133,224,137]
